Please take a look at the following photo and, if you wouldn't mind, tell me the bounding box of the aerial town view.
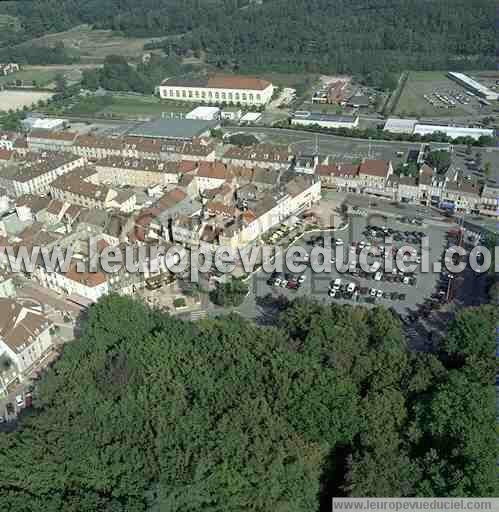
[0,1,496,510]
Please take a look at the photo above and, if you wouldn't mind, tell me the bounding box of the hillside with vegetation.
[0,296,496,511]
[0,0,494,78]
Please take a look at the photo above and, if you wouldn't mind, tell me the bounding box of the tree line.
[0,295,495,511]
[81,54,184,94]
[277,120,496,148]
[0,0,495,75]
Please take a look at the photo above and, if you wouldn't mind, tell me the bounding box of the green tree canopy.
[0,297,495,510]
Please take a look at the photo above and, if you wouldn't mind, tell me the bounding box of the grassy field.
[100,96,190,116]
[57,95,191,119]
[394,71,472,118]
[21,25,163,62]
[0,14,21,31]
[0,68,63,87]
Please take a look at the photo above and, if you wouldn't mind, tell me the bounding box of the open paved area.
[246,214,450,317]
[0,90,53,111]
[394,70,497,119]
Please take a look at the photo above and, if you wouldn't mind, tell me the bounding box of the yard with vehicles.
[393,70,497,119]
[243,211,489,350]
[251,213,472,316]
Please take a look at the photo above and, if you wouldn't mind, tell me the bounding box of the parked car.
[15,395,24,408]
[347,283,356,293]
[297,274,306,284]
[376,289,383,298]
[332,278,342,290]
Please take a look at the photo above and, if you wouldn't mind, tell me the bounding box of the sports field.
[100,96,190,116]
[0,69,62,87]
[0,90,53,111]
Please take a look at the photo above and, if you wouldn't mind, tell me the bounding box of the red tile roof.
[65,261,107,287]
[198,161,229,180]
[317,163,359,177]
[207,75,271,91]
[178,160,198,174]
[29,129,77,141]
[242,209,257,224]
[13,136,27,148]
[0,149,13,161]
[163,74,271,91]
[359,160,391,178]
[156,188,188,210]
[206,201,237,217]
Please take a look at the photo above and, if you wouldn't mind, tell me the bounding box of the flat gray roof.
[293,112,358,123]
[347,95,370,106]
[127,119,219,140]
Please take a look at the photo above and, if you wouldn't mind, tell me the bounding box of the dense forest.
[0,296,496,511]
[80,54,184,94]
[0,0,495,74]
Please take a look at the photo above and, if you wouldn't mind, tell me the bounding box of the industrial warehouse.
[447,72,499,101]
[384,118,494,141]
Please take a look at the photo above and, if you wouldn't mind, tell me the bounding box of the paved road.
[223,126,499,184]
[224,126,499,151]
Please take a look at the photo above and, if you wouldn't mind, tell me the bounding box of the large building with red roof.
[159,74,274,106]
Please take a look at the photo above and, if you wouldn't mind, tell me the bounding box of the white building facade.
[159,76,274,106]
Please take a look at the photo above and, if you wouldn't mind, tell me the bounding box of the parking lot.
[250,214,453,316]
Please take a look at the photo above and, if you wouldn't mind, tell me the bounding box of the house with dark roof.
[72,135,124,160]
[440,178,482,213]
[49,169,118,210]
[0,153,86,197]
[196,161,231,192]
[316,163,360,191]
[222,144,292,170]
[358,159,393,196]
[95,157,178,188]
[479,184,499,217]
[27,129,77,153]
[15,194,50,222]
